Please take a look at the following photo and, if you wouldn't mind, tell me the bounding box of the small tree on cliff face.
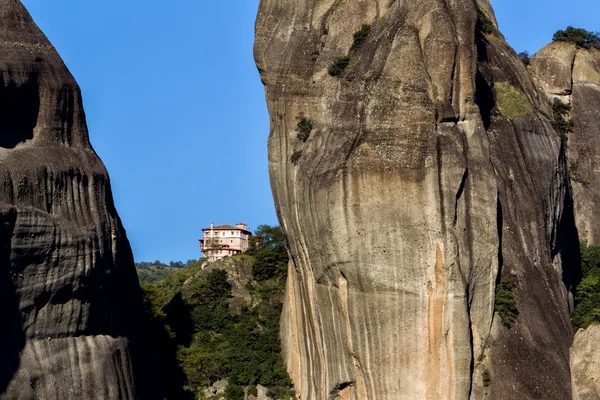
[553,27,600,49]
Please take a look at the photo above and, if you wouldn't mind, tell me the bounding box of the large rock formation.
[571,325,600,400]
[255,0,575,398]
[531,41,600,400]
[530,42,600,246]
[0,1,165,399]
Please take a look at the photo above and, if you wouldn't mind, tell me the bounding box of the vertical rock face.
[255,0,574,398]
[530,43,600,245]
[571,326,600,400]
[531,42,600,400]
[0,1,164,399]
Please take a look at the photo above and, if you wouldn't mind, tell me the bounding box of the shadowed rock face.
[0,1,165,399]
[531,42,600,400]
[255,0,574,398]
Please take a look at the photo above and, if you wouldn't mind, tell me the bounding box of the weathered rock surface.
[255,0,574,398]
[571,325,600,400]
[531,43,600,245]
[0,1,164,399]
[531,41,600,400]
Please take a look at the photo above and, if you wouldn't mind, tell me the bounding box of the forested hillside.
[139,225,294,400]
[136,259,198,283]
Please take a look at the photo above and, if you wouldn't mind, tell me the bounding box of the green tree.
[494,276,519,328]
[518,51,530,65]
[139,244,295,398]
[553,27,600,49]
[247,225,289,281]
[573,242,600,330]
[186,269,232,331]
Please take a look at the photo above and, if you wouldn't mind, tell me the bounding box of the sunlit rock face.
[571,325,600,400]
[0,1,165,399]
[531,42,600,246]
[255,0,574,398]
[531,41,600,400]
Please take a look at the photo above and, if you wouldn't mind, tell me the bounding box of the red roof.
[202,224,251,233]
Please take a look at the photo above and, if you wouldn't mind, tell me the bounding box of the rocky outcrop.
[255,0,574,398]
[0,1,164,399]
[530,42,600,245]
[531,40,600,400]
[571,325,600,400]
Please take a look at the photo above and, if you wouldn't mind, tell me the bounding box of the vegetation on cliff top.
[140,225,294,399]
[137,259,198,283]
[553,26,600,49]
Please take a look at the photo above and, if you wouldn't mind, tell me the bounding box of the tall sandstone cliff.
[255,0,576,398]
[0,1,165,399]
[530,42,600,400]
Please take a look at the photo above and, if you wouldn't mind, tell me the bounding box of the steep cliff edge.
[531,41,600,400]
[255,0,574,398]
[530,42,600,245]
[0,1,164,399]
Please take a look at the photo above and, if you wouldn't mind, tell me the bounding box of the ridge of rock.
[255,0,574,398]
[0,1,165,398]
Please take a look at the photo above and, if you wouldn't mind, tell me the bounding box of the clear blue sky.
[20,0,598,263]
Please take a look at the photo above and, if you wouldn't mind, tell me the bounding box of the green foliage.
[296,118,312,142]
[136,259,198,283]
[140,229,294,398]
[247,225,288,281]
[494,275,519,328]
[518,51,530,65]
[350,24,372,52]
[137,268,173,283]
[551,98,575,145]
[224,383,245,400]
[553,26,600,49]
[141,260,205,316]
[187,269,232,331]
[328,24,372,77]
[573,242,600,330]
[140,260,207,399]
[552,98,572,116]
[494,82,532,118]
[472,0,494,35]
[290,149,302,165]
[269,386,296,399]
[482,369,491,387]
[247,385,258,396]
[328,56,351,77]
